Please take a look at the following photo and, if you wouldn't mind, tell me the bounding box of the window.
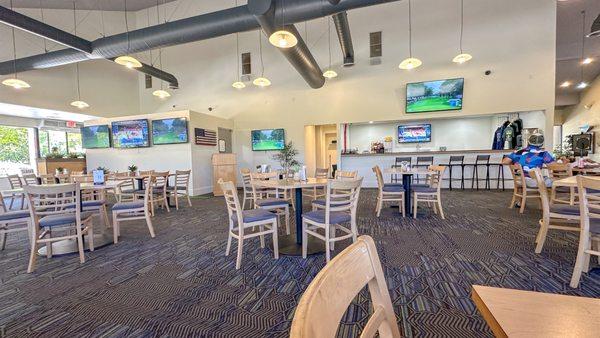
[370,31,382,58]
[67,132,83,154]
[38,130,81,157]
[0,125,33,175]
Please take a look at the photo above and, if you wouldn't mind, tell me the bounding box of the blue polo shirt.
[507,145,555,174]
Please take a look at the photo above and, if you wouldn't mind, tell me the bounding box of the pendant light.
[253,30,271,87]
[399,0,422,70]
[268,0,297,49]
[578,11,589,89]
[152,0,171,98]
[2,0,30,89]
[232,0,245,89]
[115,0,142,68]
[323,17,338,79]
[452,0,472,64]
[69,2,89,109]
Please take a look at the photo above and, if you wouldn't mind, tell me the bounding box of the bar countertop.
[341,149,511,157]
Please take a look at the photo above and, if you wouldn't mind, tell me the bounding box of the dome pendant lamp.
[323,17,337,79]
[115,0,142,69]
[587,13,600,37]
[232,0,246,89]
[2,0,30,90]
[453,0,472,64]
[253,30,271,87]
[399,0,422,70]
[268,0,297,48]
[151,1,171,99]
[69,2,89,109]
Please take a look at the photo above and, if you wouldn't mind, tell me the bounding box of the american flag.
[195,128,217,146]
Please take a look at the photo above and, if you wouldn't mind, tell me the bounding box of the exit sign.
[66,121,77,128]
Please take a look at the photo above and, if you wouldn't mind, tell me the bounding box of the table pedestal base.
[37,233,113,256]
[269,234,325,256]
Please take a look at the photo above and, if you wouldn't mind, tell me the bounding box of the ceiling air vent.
[241,52,252,82]
[145,74,152,89]
[369,31,382,65]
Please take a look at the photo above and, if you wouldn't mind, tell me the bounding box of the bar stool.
[445,156,465,190]
[392,157,411,183]
[414,156,434,184]
[489,155,507,191]
[468,155,491,190]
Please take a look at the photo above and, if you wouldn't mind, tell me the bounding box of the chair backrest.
[71,175,93,183]
[315,168,329,179]
[40,174,56,185]
[55,174,71,183]
[372,166,385,191]
[24,183,81,224]
[7,174,22,189]
[139,170,155,176]
[252,171,278,180]
[71,171,84,176]
[218,179,244,230]
[290,235,400,338]
[323,178,363,219]
[577,176,600,234]
[240,168,252,191]
[22,173,39,186]
[417,156,434,165]
[530,168,550,218]
[475,155,491,164]
[395,157,411,165]
[335,170,358,180]
[428,165,446,192]
[509,164,525,187]
[449,155,464,164]
[153,171,170,188]
[20,168,34,175]
[547,163,573,179]
[175,170,191,189]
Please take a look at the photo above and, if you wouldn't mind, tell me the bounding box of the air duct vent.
[145,74,152,89]
[370,31,382,58]
[242,52,251,75]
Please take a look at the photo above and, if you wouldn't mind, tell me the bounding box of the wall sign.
[195,128,217,146]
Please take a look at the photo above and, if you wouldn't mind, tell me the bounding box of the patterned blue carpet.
[0,190,599,337]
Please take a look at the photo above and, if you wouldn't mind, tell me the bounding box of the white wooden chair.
[167,170,192,209]
[303,168,329,201]
[372,165,405,217]
[570,176,600,288]
[508,164,540,213]
[335,170,358,180]
[22,173,39,186]
[219,179,279,269]
[0,193,31,251]
[240,168,255,210]
[529,168,580,254]
[413,165,446,219]
[114,177,137,202]
[149,171,170,216]
[6,174,24,210]
[24,183,94,273]
[291,235,401,338]
[548,163,575,205]
[69,174,111,229]
[39,174,56,185]
[111,175,155,244]
[252,184,290,235]
[302,178,363,262]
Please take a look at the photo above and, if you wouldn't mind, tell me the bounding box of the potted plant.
[56,167,65,174]
[96,166,110,175]
[272,141,299,178]
[128,164,138,176]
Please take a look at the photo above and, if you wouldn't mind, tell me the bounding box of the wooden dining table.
[383,168,434,216]
[553,175,600,188]
[251,178,328,256]
[472,285,600,337]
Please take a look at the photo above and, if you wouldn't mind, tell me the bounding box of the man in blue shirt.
[502,132,555,187]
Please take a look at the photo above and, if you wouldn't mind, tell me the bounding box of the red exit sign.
[66,121,77,128]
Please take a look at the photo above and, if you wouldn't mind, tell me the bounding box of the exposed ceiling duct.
[0,0,400,85]
[248,0,324,89]
[332,12,355,67]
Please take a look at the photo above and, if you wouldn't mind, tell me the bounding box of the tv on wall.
[406,78,464,113]
[251,129,285,151]
[111,119,150,148]
[81,125,111,149]
[398,124,432,143]
[152,118,189,145]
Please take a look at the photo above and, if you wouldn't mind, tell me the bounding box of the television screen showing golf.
[406,78,464,113]
[251,129,285,151]
[111,119,150,148]
[81,125,111,149]
[152,118,189,145]
[398,124,432,143]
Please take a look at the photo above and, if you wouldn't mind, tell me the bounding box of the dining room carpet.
[0,189,599,337]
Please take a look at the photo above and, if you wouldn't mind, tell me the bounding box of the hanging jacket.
[492,126,505,150]
[503,125,516,149]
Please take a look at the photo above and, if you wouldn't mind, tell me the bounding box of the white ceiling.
[556,0,600,99]
[0,102,97,122]
[0,0,177,11]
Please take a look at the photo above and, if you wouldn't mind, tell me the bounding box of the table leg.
[403,174,413,216]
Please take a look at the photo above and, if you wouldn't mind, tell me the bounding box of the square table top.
[251,178,329,189]
[383,168,434,175]
[553,175,600,187]
[472,285,600,338]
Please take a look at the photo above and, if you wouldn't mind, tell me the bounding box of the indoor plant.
[272,141,299,178]
[128,164,138,175]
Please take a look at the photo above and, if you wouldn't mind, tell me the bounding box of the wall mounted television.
[251,128,285,151]
[406,78,464,113]
[81,125,111,149]
[111,119,150,148]
[152,118,189,145]
[398,124,432,143]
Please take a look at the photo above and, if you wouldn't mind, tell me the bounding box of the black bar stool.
[391,157,412,183]
[414,156,434,184]
[468,155,491,190]
[489,155,507,191]
[445,155,465,190]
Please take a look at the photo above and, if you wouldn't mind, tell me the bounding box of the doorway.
[304,124,338,178]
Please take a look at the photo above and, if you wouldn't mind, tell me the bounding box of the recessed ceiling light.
[560,81,571,88]
[582,57,593,65]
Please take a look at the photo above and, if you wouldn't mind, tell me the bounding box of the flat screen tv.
[398,124,431,143]
[251,129,285,151]
[81,125,111,149]
[406,78,464,113]
[152,118,189,145]
[111,119,150,148]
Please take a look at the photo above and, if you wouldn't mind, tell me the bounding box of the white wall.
[562,75,600,161]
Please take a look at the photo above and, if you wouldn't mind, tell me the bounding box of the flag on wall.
[195,128,217,146]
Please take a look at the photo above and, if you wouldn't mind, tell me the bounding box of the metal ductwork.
[332,12,355,67]
[0,0,400,83]
[249,0,324,89]
[107,58,179,89]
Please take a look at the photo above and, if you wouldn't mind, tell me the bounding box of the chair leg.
[27,238,38,273]
[285,207,290,235]
[401,194,406,217]
[413,195,418,219]
[325,230,331,263]
[351,218,358,242]
[520,191,526,214]
[46,230,52,258]
[242,195,247,210]
[259,225,265,248]
[113,213,119,244]
[0,231,6,251]
[570,232,590,288]
[302,220,308,259]
[330,225,336,251]
[175,193,179,210]
[509,192,517,209]
[376,194,382,217]
[102,206,110,228]
[272,220,279,259]
[145,213,156,238]
[236,237,244,270]
[164,193,170,212]
[187,193,192,207]
[535,219,549,254]
[225,233,232,256]
[87,221,95,252]
[77,232,85,264]
[583,239,592,273]
[437,197,445,219]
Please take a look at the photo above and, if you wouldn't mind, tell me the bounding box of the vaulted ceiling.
[1,0,177,11]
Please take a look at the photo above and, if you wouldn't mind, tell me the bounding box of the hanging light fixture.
[2,0,30,89]
[232,0,245,89]
[151,0,171,99]
[69,2,89,109]
[253,30,271,87]
[453,0,472,64]
[399,0,422,70]
[115,0,142,68]
[587,13,600,37]
[268,0,297,48]
[323,17,338,79]
[578,11,589,90]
